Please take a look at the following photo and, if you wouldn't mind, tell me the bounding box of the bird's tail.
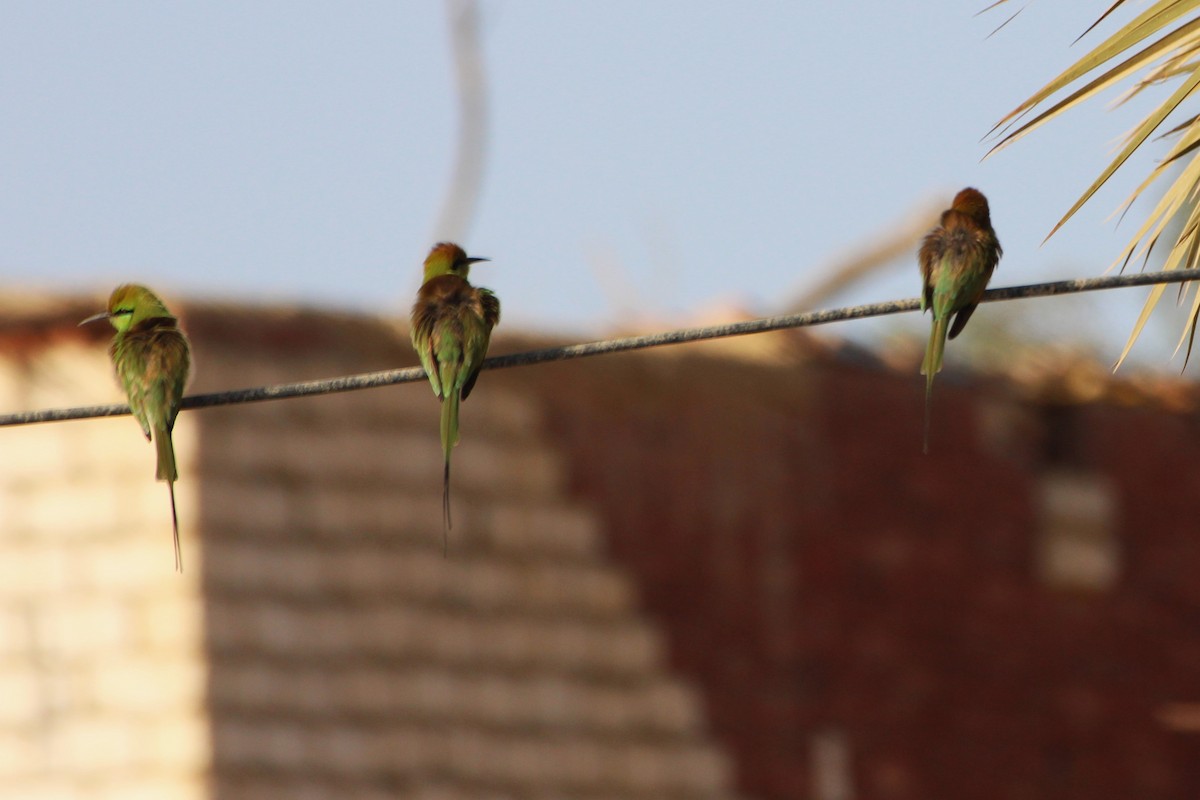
[154,427,182,571]
[168,480,181,572]
[921,316,948,455]
[154,427,178,483]
[439,391,461,555]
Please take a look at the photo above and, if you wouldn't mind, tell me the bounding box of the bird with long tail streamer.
[919,188,1001,453]
[410,243,500,554]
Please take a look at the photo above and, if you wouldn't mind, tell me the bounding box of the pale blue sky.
[0,2,1192,367]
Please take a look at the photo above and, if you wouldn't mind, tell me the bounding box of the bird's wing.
[917,228,944,314]
[411,289,450,399]
[146,328,191,431]
[460,289,499,401]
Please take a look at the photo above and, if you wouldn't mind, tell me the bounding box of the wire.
[3,267,1199,428]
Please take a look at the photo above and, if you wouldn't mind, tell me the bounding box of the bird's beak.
[78,311,110,326]
[466,257,490,265]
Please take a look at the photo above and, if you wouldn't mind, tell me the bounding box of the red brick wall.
[518,345,1200,800]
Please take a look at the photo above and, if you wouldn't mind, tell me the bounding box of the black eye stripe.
[113,308,134,316]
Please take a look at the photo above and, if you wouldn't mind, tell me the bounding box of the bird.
[81,284,192,570]
[919,187,1002,453]
[410,242,500,553]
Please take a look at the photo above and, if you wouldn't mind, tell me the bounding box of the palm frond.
[987,0,1200,368]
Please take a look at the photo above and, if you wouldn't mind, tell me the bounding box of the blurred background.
[0,0,1195,360]
[3,2,1200,800]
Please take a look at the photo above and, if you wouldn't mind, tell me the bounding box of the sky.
[0,2,1194,370]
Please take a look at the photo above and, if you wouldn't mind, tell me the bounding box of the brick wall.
[7,298,1200,800]
[0,302,740,800]
[0,324,208,800]
[518,339,1200,800]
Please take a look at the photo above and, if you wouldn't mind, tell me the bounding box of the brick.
[203,542,324,593]
[91,776,207,800]
[73,417,173,475]
[201,420,443,488]
[676,745,735,794]
[463,558,629,616]
[336,667,398,715]
[299,379,430,428]
[210,719,262,766]
[209,599,665,677]
[196,391,552,496]
[142,717,210,770]
[458,388,545,439]
[90,656,205,715]
[201,479,293,534]
[204,543,633,622]
[134,595,204,652]
[561,619,664,676]
[479,674,700,736]
[1,780,79,800]
[313,725,374,774]
[365,727,432,774]
[277,428,438,486]
[191,418,280,476]
[0,606,32,657]
[303,484,441,540]
[400,669,460,720]
[0,424,76,482]
[29,345,117,408]
[0,545,73,598]
[33,597,132,659]
[0,730,39,778]
[0,669,40,725]
[210,664,702,740]
[209,661,274,709]
[235,603,326,657]
[46,716,136,772]
[454,440,563,499]
[226,721,298,770]
[248,604,356,658]
[78,539,195,594]
[222,720,308,770]
[407,786,471,800]
[641,680,704,734]
[5,481,118,540]
[476,503,603,559]
[485,617,661,675]
[510,561,635,617]
[191,351,313,395]
[212,684,728,792]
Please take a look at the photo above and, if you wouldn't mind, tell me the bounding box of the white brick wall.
[0,340,208,800]
[0,310,740,800]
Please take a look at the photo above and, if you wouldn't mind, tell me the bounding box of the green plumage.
[410,243,500,553]
[918,188,1001,453]
[84,284,192,570]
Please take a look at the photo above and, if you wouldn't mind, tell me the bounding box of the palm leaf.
[988,0,1200,368]
[989,1,1197,135]
[986,18,1200,155]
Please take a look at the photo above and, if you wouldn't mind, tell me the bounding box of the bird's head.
[79,284,174,333]
[423,242,489,282]
[950,187,992,227]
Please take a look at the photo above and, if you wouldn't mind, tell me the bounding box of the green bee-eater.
[919,187,1001,454]
[410,242,500,553]
[81,284,192,571]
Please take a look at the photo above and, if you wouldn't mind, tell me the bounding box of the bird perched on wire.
[410,242,500,553]
[81,284,192,570]
[919,187,1001,453]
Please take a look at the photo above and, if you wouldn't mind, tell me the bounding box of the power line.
[2,267,1198,429]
